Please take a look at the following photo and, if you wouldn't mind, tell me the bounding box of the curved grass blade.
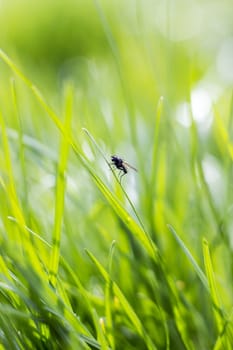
[82,127,152,250]
[90,170,157,260]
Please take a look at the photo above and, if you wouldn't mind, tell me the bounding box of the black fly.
[111,155,137,182]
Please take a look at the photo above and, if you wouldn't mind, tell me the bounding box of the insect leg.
[119,170,127,183]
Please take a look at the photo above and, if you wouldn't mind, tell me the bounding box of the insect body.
[111,155,137,182]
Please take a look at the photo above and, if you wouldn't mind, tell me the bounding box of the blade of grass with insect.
[0,50,165,349]
[1,52,197,348]
[2,40,232,349]
[82,128,148,234]
[85,248,158,350]
[80,129,158,262]
[97,147,184,340]
[0,50,159,263]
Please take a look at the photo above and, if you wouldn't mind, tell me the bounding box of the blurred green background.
[1,0,232,92]
[1,0,233,348]
[1,0,233,308]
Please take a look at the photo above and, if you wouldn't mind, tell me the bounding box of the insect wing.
[123,161,137,172]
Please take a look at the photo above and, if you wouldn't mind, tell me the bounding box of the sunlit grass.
[0,1,233,349]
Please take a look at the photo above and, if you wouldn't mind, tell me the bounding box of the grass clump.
[1,1,233,349]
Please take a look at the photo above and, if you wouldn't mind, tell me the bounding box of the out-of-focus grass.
[0,0,233,349]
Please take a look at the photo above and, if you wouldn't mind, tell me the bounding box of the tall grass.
[0,1,233,349]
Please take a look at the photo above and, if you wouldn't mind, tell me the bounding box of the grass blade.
[49,84,73,288]
[168,225,209,291]
[105,241,116,350]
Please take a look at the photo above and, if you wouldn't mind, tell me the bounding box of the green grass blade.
[150,96,164,187]
[189,109,220,226]
[105,241,116,350]
[7,127,57,163]
[92,173,157,260]
[49,84,73,288]
[0,49,64,133]
[168,225,209,291]
[173,305,195,350]
[82,127,155,254]
[10,79,29,217]
[0,110,24,235]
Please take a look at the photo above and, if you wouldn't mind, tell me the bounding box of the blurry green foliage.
[0,0,233,349]
[0,0,108,66]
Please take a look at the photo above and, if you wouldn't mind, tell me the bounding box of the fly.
[111,155,137,182]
